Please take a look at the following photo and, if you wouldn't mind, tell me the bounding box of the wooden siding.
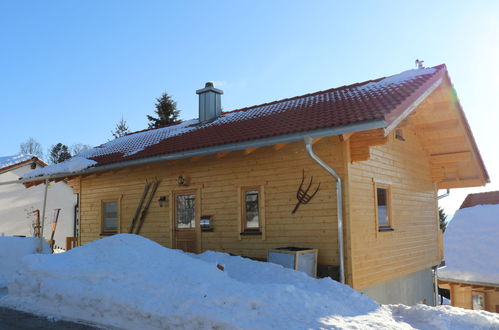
[346,125,440,289]
[78,137,345,266]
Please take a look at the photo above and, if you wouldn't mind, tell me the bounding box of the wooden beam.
[415,119,459,132]
[216,151,231,159]
[349,129,389,162]
[339,132,354,142]
[244,147,259,155]
[437,178,485,189]
[431,151,472,164]
[190,155,205,162]
[273,143,289,151]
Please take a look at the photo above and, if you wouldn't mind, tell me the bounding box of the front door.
[173,191,197,253]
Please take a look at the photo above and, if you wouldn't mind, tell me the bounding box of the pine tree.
[439,207,448,232]
[20,137,43,159]
[111,117,130,139]
[147,92,180,129]
[49,143,71,164]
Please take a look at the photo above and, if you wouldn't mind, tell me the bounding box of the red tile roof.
[24,64,449,178]
[460,191,499,209]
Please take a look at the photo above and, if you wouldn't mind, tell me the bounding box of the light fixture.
[395,129,406,141]
[158,196,167,207]
[177,176,186,185]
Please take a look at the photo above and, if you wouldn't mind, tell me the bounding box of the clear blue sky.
[1,1,498,216]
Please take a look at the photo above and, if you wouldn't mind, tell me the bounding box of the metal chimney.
[196,82,223,123]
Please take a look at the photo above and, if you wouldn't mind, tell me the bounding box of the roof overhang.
[17,119,387,187]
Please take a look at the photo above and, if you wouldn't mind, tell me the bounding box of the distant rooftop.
[460,191,499,209]
[0,154,40,172]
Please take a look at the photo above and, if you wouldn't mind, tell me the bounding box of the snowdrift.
[0,236,50,287]
[1,234,498,329]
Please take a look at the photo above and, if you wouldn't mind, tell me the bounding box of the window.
[375,183,392,231]
[472,293,485,310]
[176,194,196,229]
[102,201,118,234]
[241,187,261,234]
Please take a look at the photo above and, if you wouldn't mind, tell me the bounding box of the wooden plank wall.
[439,280,499,313]
[347,126,440,289]
[78,137,345,266]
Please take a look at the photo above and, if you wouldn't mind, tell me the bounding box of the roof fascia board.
[438,277,499,288]
[18,119,387,185]
[384,76,444,135]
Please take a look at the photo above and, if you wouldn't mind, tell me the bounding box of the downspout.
[38,179,49,253]
[304,136,345,284]
[434,188,450,305]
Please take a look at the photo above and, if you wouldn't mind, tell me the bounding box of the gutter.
[304,136,345,284]
[437,189,450,200]
[5,119,387,186]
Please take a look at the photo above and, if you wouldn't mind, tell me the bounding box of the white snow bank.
[1,234,498,329]
[21,156,97,179]
[0,154,35,170]
[0,236,50,287]
[439,204,499,284]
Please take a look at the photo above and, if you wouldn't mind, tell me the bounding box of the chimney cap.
[196,82,223,95]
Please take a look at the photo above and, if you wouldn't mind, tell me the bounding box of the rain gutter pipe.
[434,189,450,304]
[38,179,48,253]
[3,119,387,186]
[304,136,345,284]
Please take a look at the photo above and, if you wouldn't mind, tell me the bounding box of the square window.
[102,201,118,233]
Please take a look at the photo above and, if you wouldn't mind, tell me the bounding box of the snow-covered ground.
[0,234,498,329]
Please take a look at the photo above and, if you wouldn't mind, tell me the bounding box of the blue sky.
[1,1,498,215]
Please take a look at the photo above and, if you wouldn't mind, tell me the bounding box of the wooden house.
[438,192,499,313]
[21,65,488,306]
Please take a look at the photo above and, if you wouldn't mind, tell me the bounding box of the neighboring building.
[22,64,488,306]
[0,154,77,249]
[439,192,499,313]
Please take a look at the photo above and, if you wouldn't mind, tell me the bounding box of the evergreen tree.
[49,143,71,164]
[147,92,180,128]
[20,137,43,159]
[111,117,130,139]
[439,207,448,232]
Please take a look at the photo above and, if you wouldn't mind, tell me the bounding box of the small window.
[472,293,485,310]
[102,201,118,234]
[241,187,261,234]
[375,184,392,231]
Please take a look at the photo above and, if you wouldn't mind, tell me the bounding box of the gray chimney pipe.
[196,82,223,123]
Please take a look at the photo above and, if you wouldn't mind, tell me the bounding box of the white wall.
[0,163,76,249]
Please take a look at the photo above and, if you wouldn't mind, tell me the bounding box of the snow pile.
[1,234,498,329]
[439,204,499,284]
[357,68,437,91]
[21,156,97,179]
[0,154,35,170]
[0,236,50,287]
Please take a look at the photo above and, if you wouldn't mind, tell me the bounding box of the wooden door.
[173,191,197,253]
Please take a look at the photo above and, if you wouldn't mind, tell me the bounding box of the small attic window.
[30,162,37,169]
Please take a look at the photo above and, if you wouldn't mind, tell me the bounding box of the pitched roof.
[23,65,452,179]
[460,191,499,209]
[0,154,43,173]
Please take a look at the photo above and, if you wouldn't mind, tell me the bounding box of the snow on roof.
[22,156,97,179]
[21,65,445,180]
[0,154,37,171]
[439,204,499,284]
